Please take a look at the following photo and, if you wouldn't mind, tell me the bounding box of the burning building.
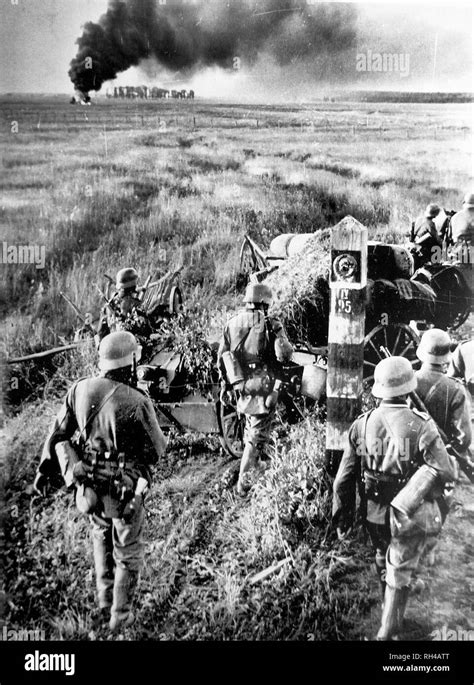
[68,0,357,100]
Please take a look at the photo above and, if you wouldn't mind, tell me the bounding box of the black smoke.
[69,0,357,94]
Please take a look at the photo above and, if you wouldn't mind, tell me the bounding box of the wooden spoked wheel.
[217,398,245,460]
[363,323,420,386]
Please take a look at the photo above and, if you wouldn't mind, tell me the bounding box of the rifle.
[60,291,87,324]
[379,345,474,483]
[96,284,118,315]
[137,275,151,303]
[131,352,138,388]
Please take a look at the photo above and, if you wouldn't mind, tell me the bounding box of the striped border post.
[326,216,368,476]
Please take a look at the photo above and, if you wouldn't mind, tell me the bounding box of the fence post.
[326,215,368,476]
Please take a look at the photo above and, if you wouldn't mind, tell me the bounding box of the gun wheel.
[363,323,420,386]
[217,399,245,460]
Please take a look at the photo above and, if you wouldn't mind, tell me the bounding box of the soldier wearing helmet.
[98,268,153,350]
[409,330,473,571]
[34,331,167,632]
[332,356,456,640]
[412,203,442,264]
[448,338,474,421]
[450,192,474,246]
[217,282,293,496]
[415,329,471,467]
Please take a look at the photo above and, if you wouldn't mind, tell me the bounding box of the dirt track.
[355,481,474,641]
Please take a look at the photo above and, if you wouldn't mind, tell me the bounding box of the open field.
[1,96,473,641]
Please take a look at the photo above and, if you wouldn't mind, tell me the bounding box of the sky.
[0,0,472,95]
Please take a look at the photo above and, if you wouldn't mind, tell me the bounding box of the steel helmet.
[372,356,417,399]
[416,328,452,365]
[116,267,138,290]
[98,331,142,371]
[424,203,441,218]
[244,283,272,306]
[462,192,474,208]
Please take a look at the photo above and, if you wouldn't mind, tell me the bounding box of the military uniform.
[218,308,288,450]
[98,292,153,346]
[38,373,166,627]
[333,401,456,592]
[449,340,474,436]
[449,340,474,399]
[450,208,474,245]
[415,365,471,460]
[413,215,441,263]
[217,283,293,494]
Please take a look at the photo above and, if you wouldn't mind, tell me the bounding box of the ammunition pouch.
[363,470,406,506]
[82,448,139,500]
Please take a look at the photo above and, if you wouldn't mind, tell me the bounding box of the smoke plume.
[69,0,357,93]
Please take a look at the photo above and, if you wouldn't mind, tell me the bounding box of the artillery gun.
[7,227,471,463]
[239,230,471,385]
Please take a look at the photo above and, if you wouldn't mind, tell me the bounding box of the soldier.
[415,329,471,466]
[412,203,442,263]
[34,331,167,631]
[412,329,472,567]
[217,283,293,496]
[450,192,474,246]
[97,268,153,349]
[449,338,474,433]
[332,357,456,640]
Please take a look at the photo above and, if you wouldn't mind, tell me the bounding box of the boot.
[376,586,405,640]
[236,443,258,496]
[394,586,410,637]
[91,522,115,610]
[109,567,139,632]
[374,554,387,603]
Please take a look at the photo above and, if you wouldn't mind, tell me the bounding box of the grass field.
[1,95,473,641]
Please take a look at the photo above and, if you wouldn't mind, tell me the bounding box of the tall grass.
[2,98,471,640]
[2,100,471,357]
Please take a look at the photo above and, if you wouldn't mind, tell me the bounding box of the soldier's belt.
[363,470,406,485]
[363,469,407,505]
[84,449,135,470]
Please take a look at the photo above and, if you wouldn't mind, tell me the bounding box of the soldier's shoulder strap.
[77,382,122,443]
[422,378,444,406]
[357,408,374,420]
[411,407,431,421]
[69,376,89,394]
[354,409,373,459]
[353,409,373,435]
[133,385,149,398]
